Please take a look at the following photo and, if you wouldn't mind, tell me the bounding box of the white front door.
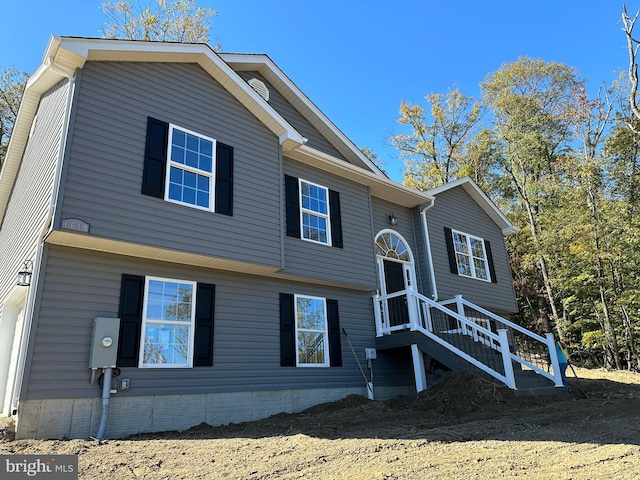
[375,230,417,329]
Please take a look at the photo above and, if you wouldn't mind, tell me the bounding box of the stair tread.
[377,329,557,396]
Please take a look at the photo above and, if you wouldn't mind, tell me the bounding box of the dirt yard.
[1,367,639,479]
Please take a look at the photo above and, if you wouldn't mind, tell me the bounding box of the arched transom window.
[375,232,410,262]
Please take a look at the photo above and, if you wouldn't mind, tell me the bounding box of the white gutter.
[10,55,77,417]
[420,199,438,301]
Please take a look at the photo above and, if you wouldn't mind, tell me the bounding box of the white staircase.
[373,291,566,396]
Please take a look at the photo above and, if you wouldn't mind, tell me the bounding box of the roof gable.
[220,53,384,174]
[425,177,517,235]
[0,36,429,222]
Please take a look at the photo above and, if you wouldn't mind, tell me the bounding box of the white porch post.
[373,294,383,337]
[407,291,419,330]
[455,295,469,336]
[546,333,564,387]
[498,329,516,389]
[411,344,427,393]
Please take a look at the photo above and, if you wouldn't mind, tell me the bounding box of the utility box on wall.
[89,317,120,368]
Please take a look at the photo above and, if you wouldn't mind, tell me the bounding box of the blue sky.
[0,1,634,182]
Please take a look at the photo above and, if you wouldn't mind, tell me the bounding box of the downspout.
[419,199,438,301]
[278,144,285,270]
[10,56,77,416]
[46,59,116,439]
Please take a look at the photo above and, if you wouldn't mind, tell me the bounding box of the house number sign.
[61,218,90,233]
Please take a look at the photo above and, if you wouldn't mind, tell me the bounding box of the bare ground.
[2,367,640,479]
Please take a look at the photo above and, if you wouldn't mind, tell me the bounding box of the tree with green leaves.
[548,81,626,369]
[391,88,485,191]
[480,57,583,341]
[101,0,219,48]
[0,67,29,167]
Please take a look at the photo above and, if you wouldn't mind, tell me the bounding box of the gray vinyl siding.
[282,159,377,290]
[0,79,69,304]
[57,62,281,268]
[369,197,428,294]
[426,187,518,313]
[236,71,346,161]
[23,246,412,400]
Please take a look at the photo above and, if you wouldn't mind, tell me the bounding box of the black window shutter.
[279,293,296,366]
[215,143,234,216]
[329,190,343,248]
[444,227,458,275]
[194,283,216,366]
[117,274,145,367]
[485,240,498,283]
[142,117,169,198]
[327,299,342,367]
[285,175,300,238]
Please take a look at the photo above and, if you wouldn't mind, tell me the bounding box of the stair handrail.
[440,295,563,387]
[374,289,516,388]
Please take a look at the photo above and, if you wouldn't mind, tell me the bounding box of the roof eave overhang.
[55,37,306,148]
[0,36,309,221]
[286,145,433,208]
[0,36,72,222]
[426,176,517,235]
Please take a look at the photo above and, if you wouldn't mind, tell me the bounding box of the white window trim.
[139,276,197,368]
[294,294,330,367]
[452,229,491,282]
[164,123,217,212]
[298,178,332,246]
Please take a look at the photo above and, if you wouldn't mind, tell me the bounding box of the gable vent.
[248,78,269,101]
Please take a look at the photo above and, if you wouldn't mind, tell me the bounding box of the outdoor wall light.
[388,213,397,226]
[17,260,33,287]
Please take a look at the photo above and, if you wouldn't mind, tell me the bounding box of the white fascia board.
[2,36,307,222]
[426,177,517,235]
[220,53,387,178]
[55,37,306,146]
[287,145,433,208]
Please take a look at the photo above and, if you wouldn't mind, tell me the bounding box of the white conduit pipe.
[96,368,112,440]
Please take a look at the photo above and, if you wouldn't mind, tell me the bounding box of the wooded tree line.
[1,2,640,369]
[392,6,640,371]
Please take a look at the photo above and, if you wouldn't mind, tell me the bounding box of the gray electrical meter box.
[89,317,121,368]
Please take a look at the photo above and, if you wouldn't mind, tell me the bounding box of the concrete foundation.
[14,385,413,439]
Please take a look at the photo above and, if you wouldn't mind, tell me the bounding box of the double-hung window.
[279,293,341,367]
[284,175,343,248]
[142,117,234,216]
[452,230,490,281]
[140,277,197,367]
[166,125,216,211]
[299,179,331,245]
[294,294,329,367]
[117,274,216,368]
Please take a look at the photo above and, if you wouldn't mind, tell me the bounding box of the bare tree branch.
[621,4,640,133]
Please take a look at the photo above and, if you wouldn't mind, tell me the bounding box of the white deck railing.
[373,290,564,390]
